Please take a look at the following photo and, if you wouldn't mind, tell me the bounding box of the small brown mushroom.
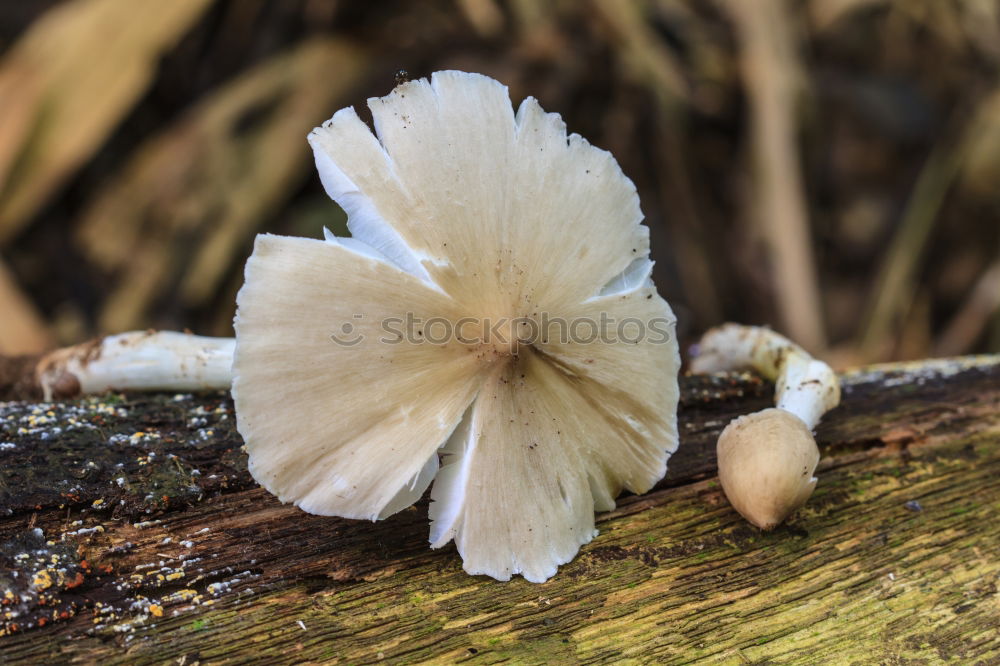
[715,408,819,530]
[691,324,840,529]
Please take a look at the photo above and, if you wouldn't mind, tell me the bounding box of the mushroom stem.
[690,323,841,530]
[689,323,839,429]
[28,331,234,401]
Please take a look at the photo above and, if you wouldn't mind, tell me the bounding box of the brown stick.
[725,0,827,351]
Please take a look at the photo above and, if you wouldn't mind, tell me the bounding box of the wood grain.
[1,356,998,664]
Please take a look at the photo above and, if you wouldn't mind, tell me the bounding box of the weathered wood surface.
[1,356,998,664]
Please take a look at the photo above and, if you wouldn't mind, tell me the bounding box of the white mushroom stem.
[690,323,841,530]
[689,323,839,430]
[36,331,234,401]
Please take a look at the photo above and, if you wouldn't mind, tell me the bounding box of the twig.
[934,258,1000,357]
[858,138,965,358]
[724,0,827,352]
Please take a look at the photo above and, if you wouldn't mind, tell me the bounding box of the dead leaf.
[0,0,213,243]
[73,39,368,333]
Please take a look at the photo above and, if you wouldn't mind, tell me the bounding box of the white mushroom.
[689,323,840,529]
[232,71,681,582]
[0,72,680,582]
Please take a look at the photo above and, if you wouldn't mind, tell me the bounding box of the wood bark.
[1,356,998,664]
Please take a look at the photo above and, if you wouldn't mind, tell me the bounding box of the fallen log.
[1,355,998,663]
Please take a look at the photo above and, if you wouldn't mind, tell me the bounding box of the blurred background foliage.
[0,0,998,368]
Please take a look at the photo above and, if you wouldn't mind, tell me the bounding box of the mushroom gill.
[232,71,680,582]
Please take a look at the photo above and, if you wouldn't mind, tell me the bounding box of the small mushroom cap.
[716,408,819,530]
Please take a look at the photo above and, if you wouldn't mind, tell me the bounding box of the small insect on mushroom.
[690,324,841,530]
[232,71,681,582]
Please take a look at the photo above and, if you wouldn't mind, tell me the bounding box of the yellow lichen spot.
[32,570,53,590]
[92,498,104,507]
[164,588,198,602]
[149,604,163,617]
[166,571,184,581]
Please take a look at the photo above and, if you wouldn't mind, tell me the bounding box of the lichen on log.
[1,356,998,664]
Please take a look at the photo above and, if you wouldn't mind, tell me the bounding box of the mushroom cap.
[716,407,819,530]
[233,71,680,582]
